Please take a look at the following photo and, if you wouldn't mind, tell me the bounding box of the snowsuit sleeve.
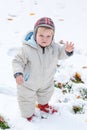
[12,46,28,76]
[57,43,70,60]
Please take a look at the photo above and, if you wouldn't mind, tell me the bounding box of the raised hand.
[65,41,74,52]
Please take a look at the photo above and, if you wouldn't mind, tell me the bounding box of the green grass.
[0,121,10,130]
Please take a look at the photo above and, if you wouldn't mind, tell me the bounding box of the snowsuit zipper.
[37,46,46,85]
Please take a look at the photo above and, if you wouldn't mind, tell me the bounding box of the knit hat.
[33,17,55,40]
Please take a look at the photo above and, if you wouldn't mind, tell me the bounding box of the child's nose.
[43,37,47,41]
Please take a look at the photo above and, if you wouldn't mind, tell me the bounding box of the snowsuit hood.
[23,31,37,48]
[23,31,54,49]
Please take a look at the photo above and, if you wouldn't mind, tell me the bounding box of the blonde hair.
[36,26,54,35]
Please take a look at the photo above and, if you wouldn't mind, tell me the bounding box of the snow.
[0,0,87,129]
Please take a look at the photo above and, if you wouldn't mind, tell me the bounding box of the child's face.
[36,27,54,47]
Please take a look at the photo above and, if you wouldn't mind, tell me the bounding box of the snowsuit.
[12,32,71,118]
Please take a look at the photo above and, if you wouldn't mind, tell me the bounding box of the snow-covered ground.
[0,0,87,130]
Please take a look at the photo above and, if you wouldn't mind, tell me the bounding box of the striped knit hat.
[33,17,55,40]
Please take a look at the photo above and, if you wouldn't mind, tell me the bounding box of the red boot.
[38,103,57,114]
[27,114,34,121]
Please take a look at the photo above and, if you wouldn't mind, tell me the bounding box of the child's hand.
[65,41,74,52]
[16,75,24,85]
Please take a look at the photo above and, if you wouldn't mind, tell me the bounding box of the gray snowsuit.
[12,32,72,118]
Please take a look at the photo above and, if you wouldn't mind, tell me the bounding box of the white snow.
[0,0,87,130]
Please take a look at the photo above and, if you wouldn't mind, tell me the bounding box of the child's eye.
[47,35,51,38]
[39,35,43,37]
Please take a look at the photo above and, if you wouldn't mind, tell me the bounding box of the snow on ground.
[0,0,87,130]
